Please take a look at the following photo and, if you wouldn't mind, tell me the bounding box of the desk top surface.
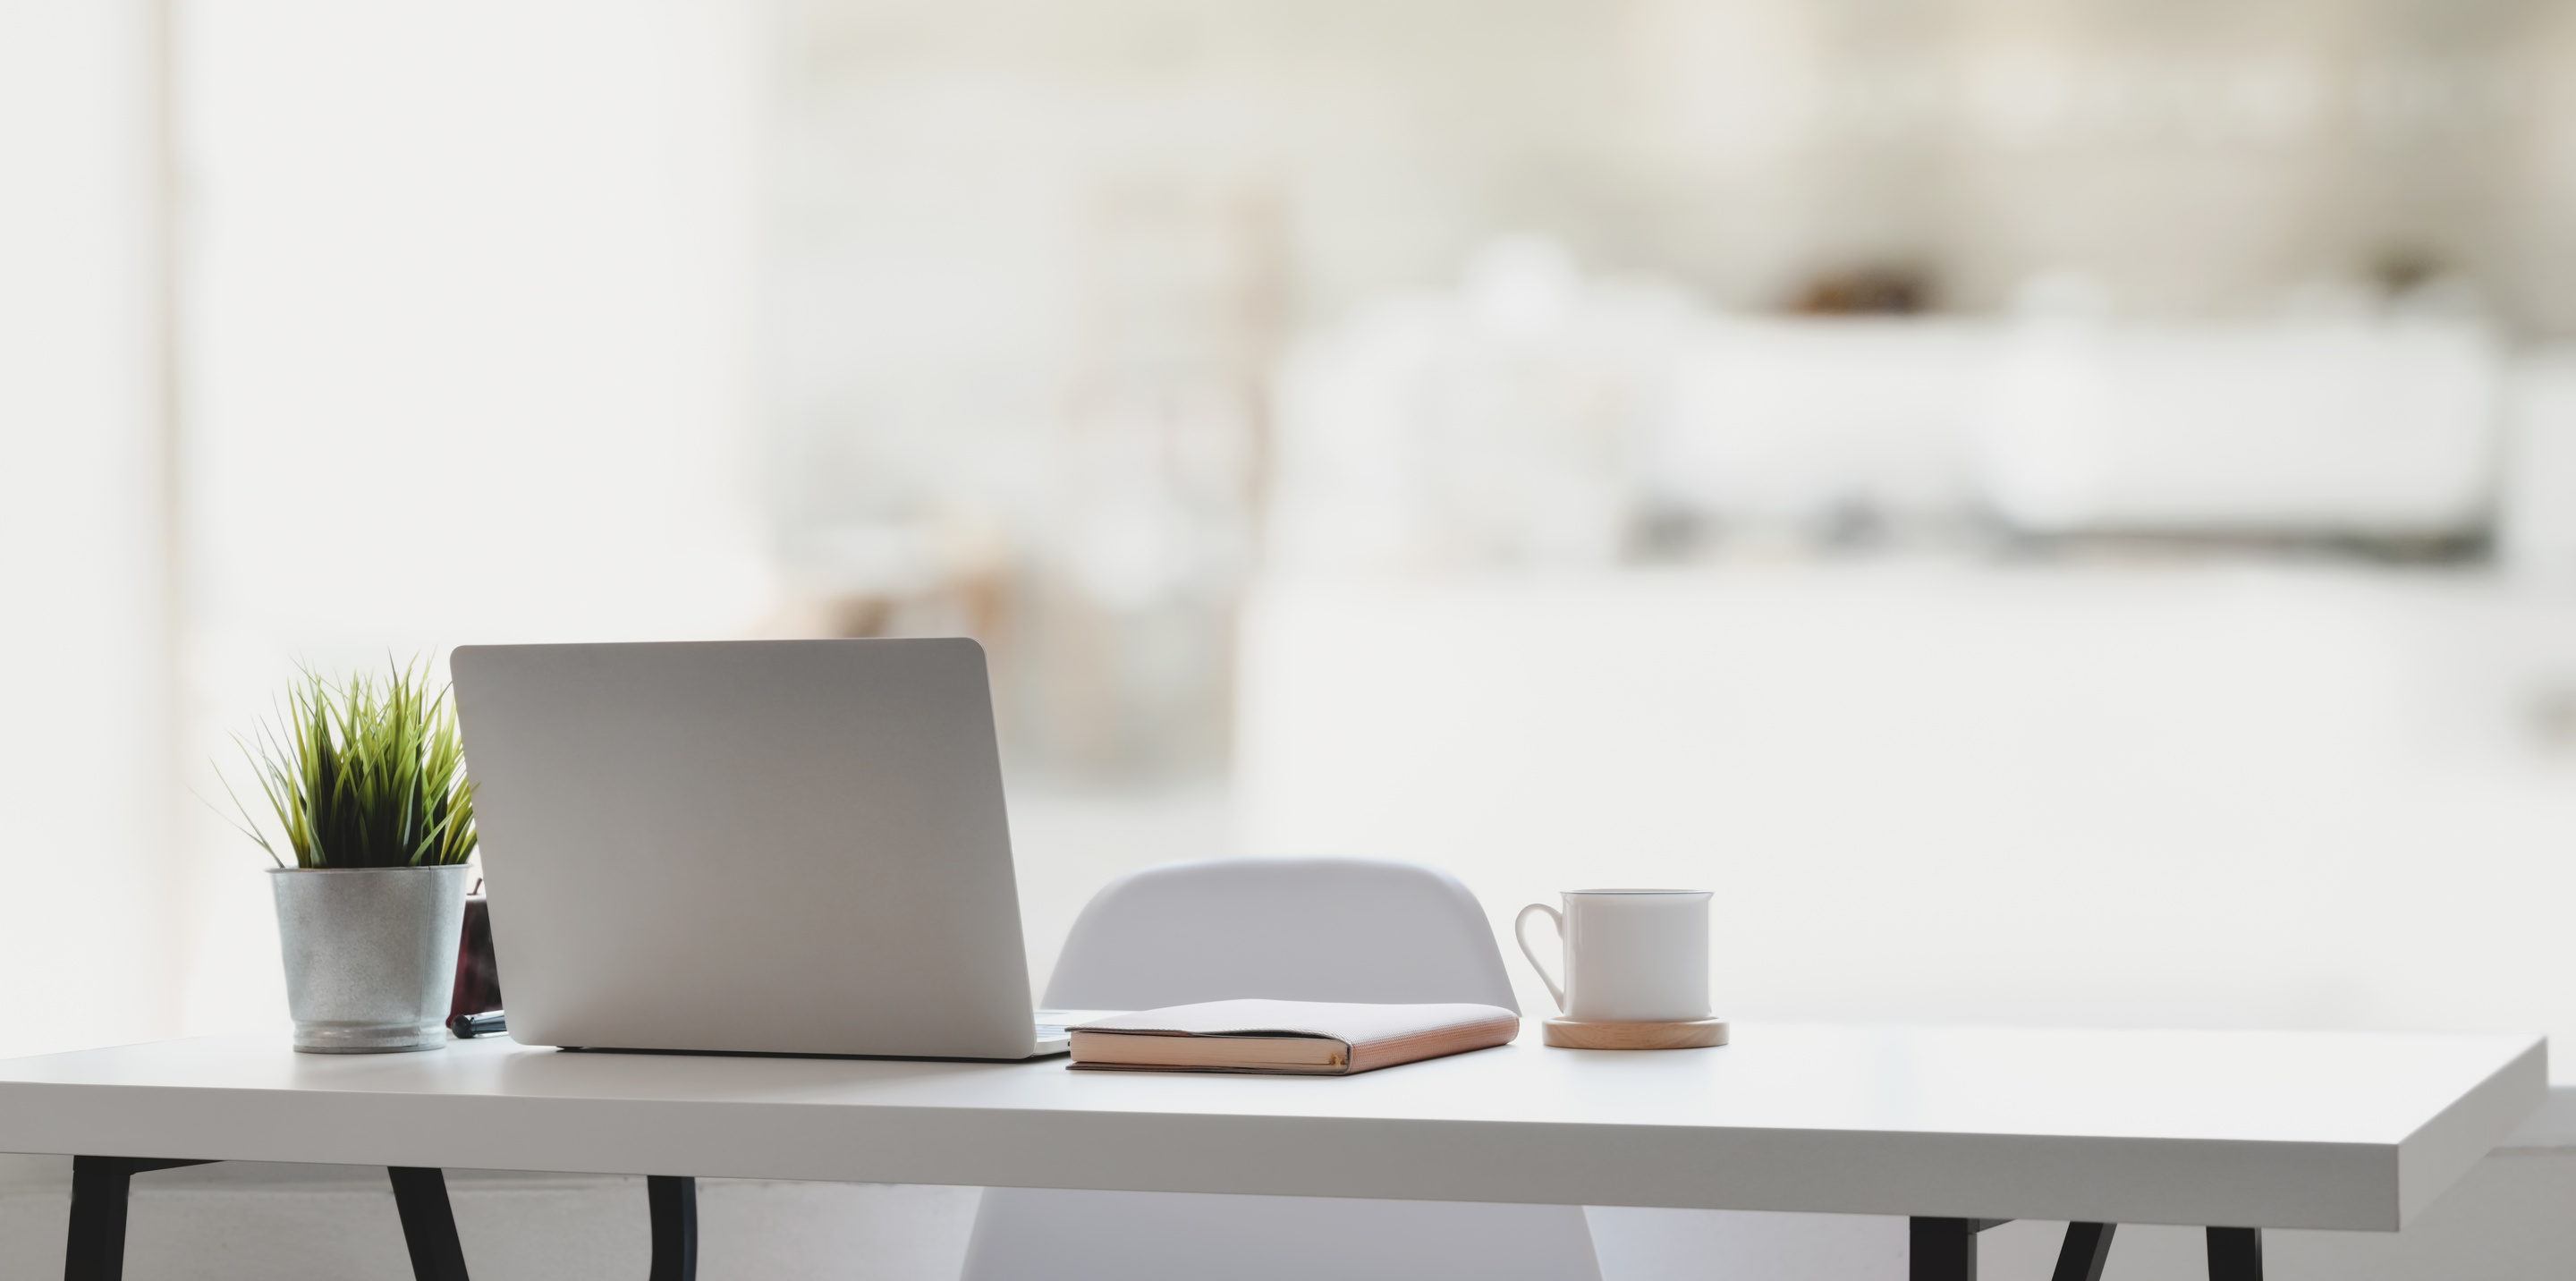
[0,1023,2543,1230]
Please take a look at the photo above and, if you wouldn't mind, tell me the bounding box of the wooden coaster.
[1541,1016,1730,1050]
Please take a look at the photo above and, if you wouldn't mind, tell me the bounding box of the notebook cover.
[1068,998,1521,1075]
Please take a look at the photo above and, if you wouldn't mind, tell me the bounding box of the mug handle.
[1513,903,1567,1014]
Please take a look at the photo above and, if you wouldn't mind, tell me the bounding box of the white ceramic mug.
[1514,889,1712,1023]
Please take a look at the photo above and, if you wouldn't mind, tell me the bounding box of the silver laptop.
[452,638,1080,1060]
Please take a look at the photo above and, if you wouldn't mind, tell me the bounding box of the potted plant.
[228,660,477,1053]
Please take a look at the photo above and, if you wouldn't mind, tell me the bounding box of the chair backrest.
[1040,857,1519,1013]
[975,860,1581,1281]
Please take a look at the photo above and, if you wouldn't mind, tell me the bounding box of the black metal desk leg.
[64,1157,214,1281]
[2207,1226,2262,1281]
[648,1175,698,1281]
[1909,1217,2009,1281]
[386,1167,471,1281]
[63,1158,137,1281]
[2052,1223,2116,1281]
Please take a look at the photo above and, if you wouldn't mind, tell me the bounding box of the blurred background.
[10,0,2576,1078]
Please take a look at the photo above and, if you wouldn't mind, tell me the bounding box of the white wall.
[0,0,184,1058]
[172,0,777,1036]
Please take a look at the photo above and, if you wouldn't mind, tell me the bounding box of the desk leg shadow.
[61,1157,700,1281]
[1908,1217,2259,1281]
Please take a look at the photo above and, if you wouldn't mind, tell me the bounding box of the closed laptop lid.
[451,638,1035,1058]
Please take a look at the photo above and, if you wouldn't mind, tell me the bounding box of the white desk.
[0,1024,2544,1281]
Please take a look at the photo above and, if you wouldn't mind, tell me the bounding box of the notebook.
[1068,998,1521,1075]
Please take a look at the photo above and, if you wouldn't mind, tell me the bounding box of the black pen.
[449,1010,507,1039]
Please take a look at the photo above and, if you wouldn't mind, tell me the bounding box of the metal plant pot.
[270,864,472,1053]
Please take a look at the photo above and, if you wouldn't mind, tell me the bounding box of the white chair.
[962,856,1601,1281]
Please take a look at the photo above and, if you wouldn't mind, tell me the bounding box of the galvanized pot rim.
[267,865,471,874]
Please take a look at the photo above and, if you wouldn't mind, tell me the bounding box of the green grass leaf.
[225,657,479,869]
